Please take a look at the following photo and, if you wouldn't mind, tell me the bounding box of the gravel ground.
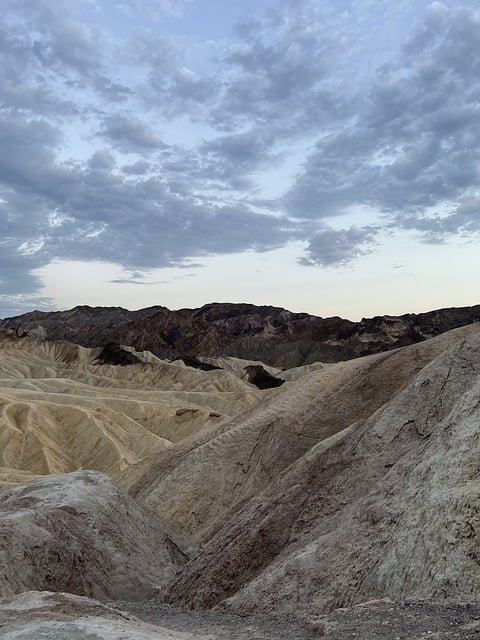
[108,599,480,639]
[108,600,318,639]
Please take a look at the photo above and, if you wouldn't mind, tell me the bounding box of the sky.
[1,0,479,321]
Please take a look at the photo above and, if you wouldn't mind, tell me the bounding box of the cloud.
[210,4,351,135]
[0,109,293,280]
[88,150,116,171]
[0,114,69,218]
[117,0,193,20]
[198,130,280,190]
[3,0,132,116]
[0,211,53,317]
[300,225,379,267]
[284,3,480,249]
[23,0,100,76]
[109,278,169,285]
[121,160,151,175]
[99,115,167,152]
[167,67,217,105]
[0,21,78,116]
[93,75,132,102]
[127,29,219,118]
[0,294,55,320]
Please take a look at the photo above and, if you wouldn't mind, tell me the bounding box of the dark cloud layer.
[1,0,479,315]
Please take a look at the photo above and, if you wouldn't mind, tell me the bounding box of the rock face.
[2,302,480,368]
[165,325,480,615]
[241,365,285,389]
[95,342,142,366]
[2,312,480,623]
[0,471,194,600]
[1,305,166,346]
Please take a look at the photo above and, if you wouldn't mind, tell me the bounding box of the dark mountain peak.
[1,302,479,368]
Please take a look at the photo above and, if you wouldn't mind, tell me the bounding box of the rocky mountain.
[2,302,480,368]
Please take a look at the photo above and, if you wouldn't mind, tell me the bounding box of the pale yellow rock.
[0,333,269,491]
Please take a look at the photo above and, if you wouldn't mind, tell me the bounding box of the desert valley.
[1,302,480,639]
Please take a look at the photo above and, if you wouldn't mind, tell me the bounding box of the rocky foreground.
[2,592,480,639]
[0,471,194,600]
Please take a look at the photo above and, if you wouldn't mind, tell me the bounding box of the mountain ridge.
[1,302,480,368]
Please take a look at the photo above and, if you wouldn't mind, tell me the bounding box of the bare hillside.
[131,323,480,539]
[167,326,480,615]
[2,302,480,368]
[2,321,480,630]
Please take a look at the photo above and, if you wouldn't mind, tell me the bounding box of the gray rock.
[0,470,194,600]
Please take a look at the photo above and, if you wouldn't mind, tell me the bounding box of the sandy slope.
[167,325,480,615]
[198,355,327,382]
[0,333,268,490]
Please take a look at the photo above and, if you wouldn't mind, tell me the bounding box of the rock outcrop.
[95,342,142,366]
[0,591,204,640]
[0,471,194,600]
[241,365,285,389]
[131,324,480,540]
[2,314,480,623]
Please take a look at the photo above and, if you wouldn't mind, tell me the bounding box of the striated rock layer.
[2,316,480,621]
[131,324,480,540]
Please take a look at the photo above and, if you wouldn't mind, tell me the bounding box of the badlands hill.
[2,302,480,367]
[164,323,480,615]
[1,315,480,637]
[0,331,269,491]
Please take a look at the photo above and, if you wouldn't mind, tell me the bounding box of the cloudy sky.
[1,0,479,320]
